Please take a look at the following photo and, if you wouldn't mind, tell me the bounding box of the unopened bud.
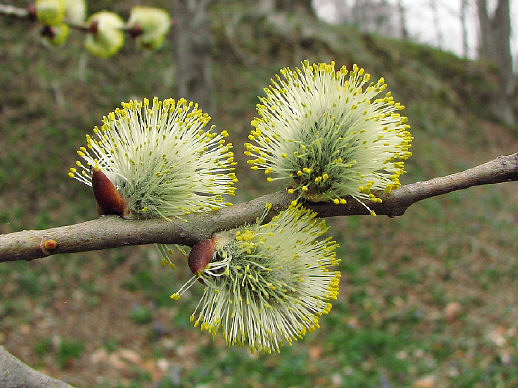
[127,6,171,50]
[188,238,216,275]
[92,167,129,216]
[84,11,124,58]
[35,0,65,26]
[41,24,69,46]
[64,0,86,24]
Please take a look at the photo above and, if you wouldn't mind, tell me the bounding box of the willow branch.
[0,3,29,18]
[0,153,516,263]
[0,346,74,388]
[0,3,138,32]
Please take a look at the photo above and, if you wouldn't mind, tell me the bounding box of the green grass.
[34,337,53,358]
[56,339,86,369]
[34,337,86,369]
[129,305,154,325]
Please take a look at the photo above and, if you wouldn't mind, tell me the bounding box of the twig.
[0,153,516,263]
[0,3,138,32]
[0,345,74,388]
[0,3,29,18]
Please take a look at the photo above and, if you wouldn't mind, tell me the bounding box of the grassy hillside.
[1,3,518,387]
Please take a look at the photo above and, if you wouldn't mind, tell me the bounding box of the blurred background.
[1,0,517,387]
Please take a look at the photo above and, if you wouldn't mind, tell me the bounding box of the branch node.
[40,238,58,256]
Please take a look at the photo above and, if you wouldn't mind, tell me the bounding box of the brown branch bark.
[0,153,516,263]
[0,3,140,32]
[0,4,29,18]
[0,346,74,388]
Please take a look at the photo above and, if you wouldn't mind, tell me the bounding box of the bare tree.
[476,0,514,125]
[429,0,443,49]
[461,0,469,58]
[347,0,399,36]
[397,0,409,40]
[172,0,215,114]
[477,0,492,59]
[274,0,315,15]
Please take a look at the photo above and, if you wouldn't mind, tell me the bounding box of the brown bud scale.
[27,4,37,22]
[129,24,144,39]
[92,168,129,217]
[188,238,216,275]
[41,25,55,39]
[89,20,99,34]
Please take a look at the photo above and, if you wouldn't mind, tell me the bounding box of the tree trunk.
[397,0,408,40]
[274,0,315,15]
[476,0,515,126]
[352,0,363,26]
[461,0,469,58]
[430,0,443,49]
[172,0,215,114]
[491,0,514,95]
[476,0,491,58]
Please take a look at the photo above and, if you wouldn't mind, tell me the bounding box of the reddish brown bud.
[92,168,129,216]
[27,4,37,22]
[129,24,144,39]
[41,25,55,39]
[43,239,58,251]
[89,20,99,34]
[39,237,58,256]
[188,238,216,275]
